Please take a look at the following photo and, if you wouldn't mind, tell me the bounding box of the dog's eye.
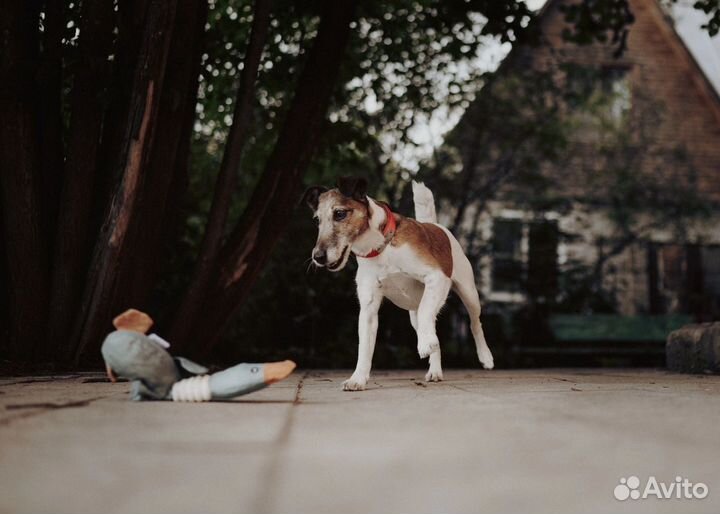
[333,210,348,221]
[312,216,320,226]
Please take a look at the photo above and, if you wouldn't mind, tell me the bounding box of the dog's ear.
[301,185,328,211]
[337,176,368,203]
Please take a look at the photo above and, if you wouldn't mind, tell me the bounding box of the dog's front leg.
[343,278,382,391]
[416,271,452,358]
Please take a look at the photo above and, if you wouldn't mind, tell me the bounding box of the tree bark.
[0,207,9,358]
[169,0,272,346]
[169,0,357,356]
[46,0,115,361]
[36,0,65,246]
[70,0,179,362]
[0,2,49,362]
[94,0,151,228]
[122,0,209,313]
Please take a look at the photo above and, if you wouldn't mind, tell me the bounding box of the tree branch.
[170,0,272,343]
[169,0,358,354]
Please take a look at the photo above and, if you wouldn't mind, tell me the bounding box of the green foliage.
[430,57,712,325]
[418,62,580,242]
[686,0,720,36]
[559,0,720,56]
[164,0,540,365]
[159,0,715,366]
[559,0,635,56]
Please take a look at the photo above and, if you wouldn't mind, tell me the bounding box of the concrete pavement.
[1,369,719,514]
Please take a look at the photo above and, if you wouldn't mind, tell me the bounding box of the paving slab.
[0,369,718,514]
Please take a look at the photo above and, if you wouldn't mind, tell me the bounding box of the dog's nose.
[313,249,327,265]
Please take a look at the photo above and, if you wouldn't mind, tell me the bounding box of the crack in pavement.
[250,372,307,514]
[0,394,117,427]
[6,399,95,410]
[0,375,82,387]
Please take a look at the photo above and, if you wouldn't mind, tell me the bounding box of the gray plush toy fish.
[101,309,296,401]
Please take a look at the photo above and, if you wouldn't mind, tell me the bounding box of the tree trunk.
[45,0,115,362]
[123,0,209,313]
[170,0,357,356]
[0,207,9,359]
[36,0,65,248]
[94,0,151,232]
[70,0,180,362]
[67,0,209,364]
[169,0,272,346]
[0,2,49,362]
[450,140,481,234]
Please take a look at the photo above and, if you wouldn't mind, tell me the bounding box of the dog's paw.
[478,350,495,370]
[342,376,367,391]
[425,368,443,382]
[417,334,440,359]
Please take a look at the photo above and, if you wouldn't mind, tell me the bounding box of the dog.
[303,177,494,391]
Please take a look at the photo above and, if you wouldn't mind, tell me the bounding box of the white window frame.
[481,208,566,303]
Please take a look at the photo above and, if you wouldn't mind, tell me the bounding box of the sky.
[395,0,720,172]
[672,0,720,95]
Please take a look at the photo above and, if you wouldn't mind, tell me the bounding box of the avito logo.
[614,475,709,501]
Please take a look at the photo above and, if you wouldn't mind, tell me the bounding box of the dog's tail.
[412,180,437,223]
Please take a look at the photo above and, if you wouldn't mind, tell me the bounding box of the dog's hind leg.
[452,258,494,370]
[410,310,443,382]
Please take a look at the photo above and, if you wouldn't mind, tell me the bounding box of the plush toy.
[101,309,296,401]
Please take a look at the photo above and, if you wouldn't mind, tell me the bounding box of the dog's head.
[302,177,370,272]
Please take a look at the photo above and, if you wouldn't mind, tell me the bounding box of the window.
[527,220,559,299]
[565,64,631,127]
[600,66,631,121]
[491,219,523,293]
[702,247,720,299]
[490,218,559,298]
[648,244,720,319]
[660,244,685,293]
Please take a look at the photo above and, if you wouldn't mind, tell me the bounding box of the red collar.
[358,203,396,259]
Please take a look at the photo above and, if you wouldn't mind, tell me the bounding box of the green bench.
[510,314,692,365]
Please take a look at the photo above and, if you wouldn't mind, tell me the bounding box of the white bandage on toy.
[170,375,212,402]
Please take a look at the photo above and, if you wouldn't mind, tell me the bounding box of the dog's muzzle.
[314,246,349,271]
[312,249,327,267]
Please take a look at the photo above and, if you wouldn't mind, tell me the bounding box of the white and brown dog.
[303,177,494,391]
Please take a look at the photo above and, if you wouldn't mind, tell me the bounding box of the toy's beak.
[263,360,297,384]
[105,363,117,383]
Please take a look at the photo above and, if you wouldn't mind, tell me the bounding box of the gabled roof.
[445,0,720,204]
[644,0,720,125]
[526,0,720,125]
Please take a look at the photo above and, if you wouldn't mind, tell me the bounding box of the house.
[435,0,720,354]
